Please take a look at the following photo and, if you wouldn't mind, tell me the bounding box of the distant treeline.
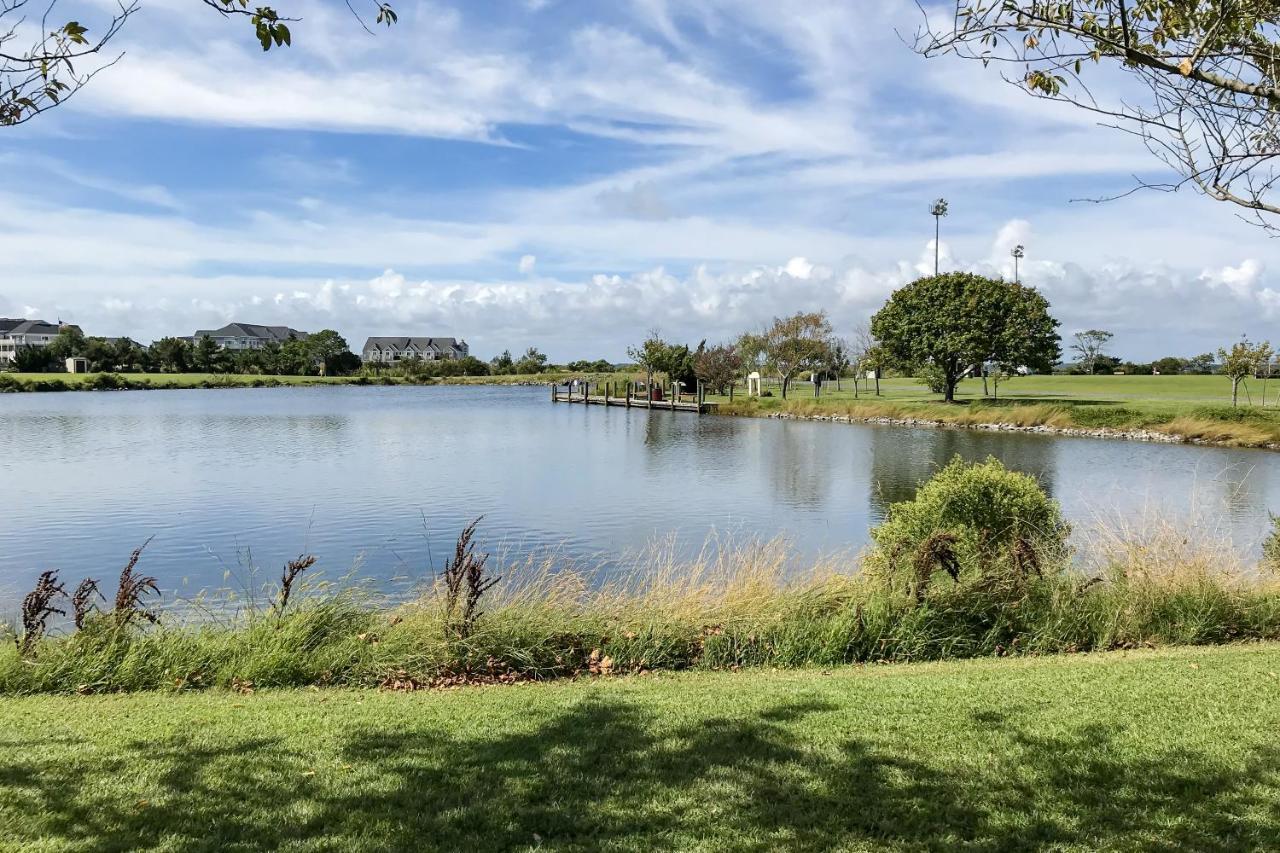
[7,328,620,378]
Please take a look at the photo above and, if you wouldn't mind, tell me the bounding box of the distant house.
[187,322,309,351]
[362,337,469,363]
[0,318,82,365]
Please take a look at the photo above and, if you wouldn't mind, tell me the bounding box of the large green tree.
[2,1,396,127]
[871,273,1060,402]
[306,329,350,375]
[915,2,1280,225]
[150,337,192,373]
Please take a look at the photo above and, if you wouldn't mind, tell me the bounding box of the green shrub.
[916,363,948,395]
[87,373,126,390]
[0,374,24,392]
[1264,515,1280,572]
[867,456,1069,601]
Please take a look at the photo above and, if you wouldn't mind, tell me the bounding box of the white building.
[188,322,309,350]
[361,336,469,363]
[0,319,82,365]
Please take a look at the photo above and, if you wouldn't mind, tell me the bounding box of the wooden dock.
[551,383,716,414]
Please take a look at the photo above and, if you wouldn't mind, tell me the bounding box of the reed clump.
[3,461,1279,695]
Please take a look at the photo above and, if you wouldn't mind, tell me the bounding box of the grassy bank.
[713,375,1280,448]
[2,643,1278,850]
[4,523,1279,696]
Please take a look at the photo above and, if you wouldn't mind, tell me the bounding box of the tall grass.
[2,526,1278,696]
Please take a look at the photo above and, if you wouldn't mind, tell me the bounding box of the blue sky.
[1,0,1277,360]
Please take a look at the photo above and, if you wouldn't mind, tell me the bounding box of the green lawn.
[725,373,1272,409]
[712,374,1280,447]
[3,644,1279,851]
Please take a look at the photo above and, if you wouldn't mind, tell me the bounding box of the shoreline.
[5,371,1279,451]
[751,409,1280,451]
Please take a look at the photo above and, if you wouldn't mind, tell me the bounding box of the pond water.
[1,385,1276,604]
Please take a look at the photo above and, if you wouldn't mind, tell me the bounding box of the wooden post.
[552,382,556,402]
[605,384,610,406]
[626,382,631,408]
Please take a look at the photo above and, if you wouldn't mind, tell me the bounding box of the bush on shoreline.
[3,460,1277,695]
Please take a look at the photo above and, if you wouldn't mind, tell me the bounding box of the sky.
[0,0,1278,361]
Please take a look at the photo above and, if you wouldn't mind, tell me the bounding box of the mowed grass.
[714,374,1280,447]
[1,644,1278,851]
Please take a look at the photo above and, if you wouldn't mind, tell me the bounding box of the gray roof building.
[0,319,83,363]
[189,322,309,350]
[362,336,469,362]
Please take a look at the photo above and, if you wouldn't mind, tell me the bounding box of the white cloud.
[518,254,537,274]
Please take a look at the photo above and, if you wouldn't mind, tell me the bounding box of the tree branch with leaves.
[0,0,396,127]
[914,1,1280,227]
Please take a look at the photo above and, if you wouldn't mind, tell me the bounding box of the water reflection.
[0,386,1275,604]
[867,426,1058,519]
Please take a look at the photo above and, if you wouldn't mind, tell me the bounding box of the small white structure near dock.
[65,357,89,374]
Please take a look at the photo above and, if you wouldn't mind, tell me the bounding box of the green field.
[712,374,1280,448]
[2,644,1278,851]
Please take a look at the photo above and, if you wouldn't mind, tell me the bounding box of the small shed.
[65,357,89,374]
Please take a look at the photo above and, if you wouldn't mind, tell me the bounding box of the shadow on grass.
[2,698,1277,851]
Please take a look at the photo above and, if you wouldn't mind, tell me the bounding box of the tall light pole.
[1012,244,1024,283]
[930,198,949,276]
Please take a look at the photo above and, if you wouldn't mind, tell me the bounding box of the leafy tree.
[1217,337,1273,406]
[150,337,192,373]
[914,2,1280,225]
[1152,356,1188,375]
[307,329,350,375]
[277,337,314,375]
[851,324,884,397]
[192,335,224,373]
[1070,330,1114,376]
[627,332,670,389]
[693,343,744,395]
[761,311,834,399]
[823,337,852,390]
[566,359,614,373]
[452,355,491,376]
[12,344,57,372]
[45,326,86,360]
[1187,353,1217,374]
[490,350,515,375]
[871,273,1060,402]
[1,2,397,128]
[514,347,548,375]
[657,342,698,390]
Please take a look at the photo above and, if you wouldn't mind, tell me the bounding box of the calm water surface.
[1,385,1276,603]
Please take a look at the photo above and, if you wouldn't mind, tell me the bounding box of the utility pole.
[1012,244,1024,283]
[930,198,949,276]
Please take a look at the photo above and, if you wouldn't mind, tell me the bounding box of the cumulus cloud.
[19,221,1278,361]
[518,254,537,274]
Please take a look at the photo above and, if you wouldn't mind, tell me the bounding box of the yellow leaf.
[1178,58,1193,76]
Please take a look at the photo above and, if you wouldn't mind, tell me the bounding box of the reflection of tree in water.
[642,411,684,450]
[764,422,836,510]
[1209,459,1263,521]
[868,427,1057,521]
